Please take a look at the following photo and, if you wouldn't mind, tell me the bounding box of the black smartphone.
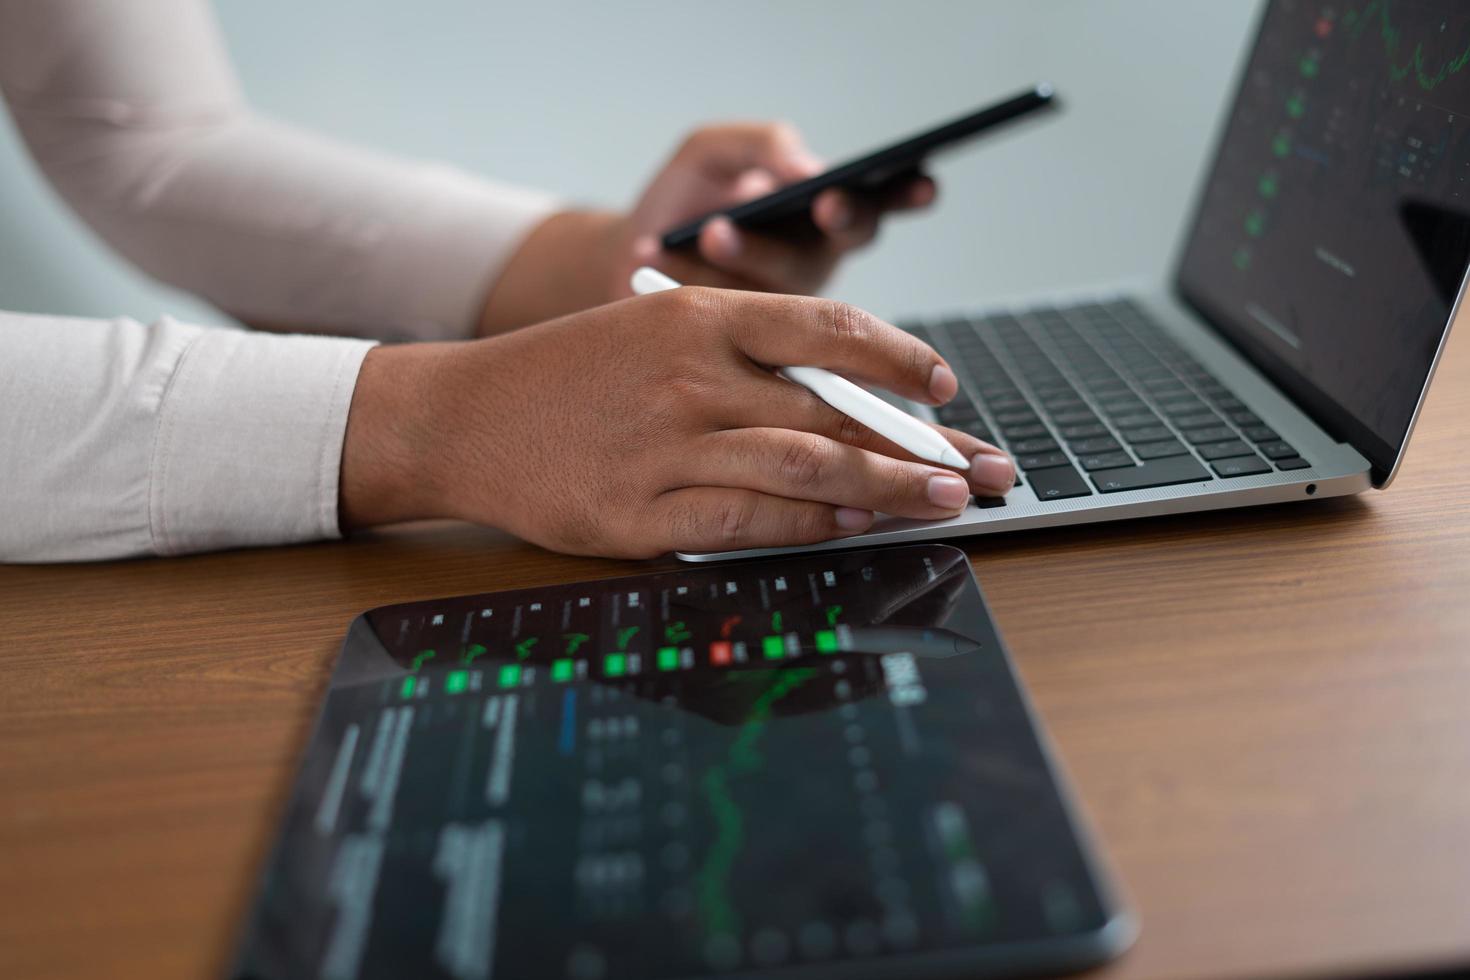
[661,83,1058,250]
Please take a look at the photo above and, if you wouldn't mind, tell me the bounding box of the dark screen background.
[1177,0,1470,464]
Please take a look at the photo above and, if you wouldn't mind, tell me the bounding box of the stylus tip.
[940,446,970,470]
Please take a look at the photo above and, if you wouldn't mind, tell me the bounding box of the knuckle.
[881,463,916,510]
[676,285,722,323]
[768,119,800,149]
[822,300,873,347]
[788,504,831,542]
[714,494,761,546]
[776,435,832,491]
[835,411,872,448]
[906,339,931,382]
[657,287,722,338]
[661,501,701,551]
[665,371,714,411]
[677,127,712,156]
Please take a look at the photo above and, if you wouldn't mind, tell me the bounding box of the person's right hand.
[341,288,1015,558]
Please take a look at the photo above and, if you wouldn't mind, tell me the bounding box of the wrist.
[339,343,458,531]
[477,209,632,335]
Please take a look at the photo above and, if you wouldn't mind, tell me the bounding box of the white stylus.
[630,266,970,471]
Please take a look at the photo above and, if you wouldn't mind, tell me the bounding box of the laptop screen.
[1176,0,1470,481]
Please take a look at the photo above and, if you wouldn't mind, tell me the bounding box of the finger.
[675,122,824,183]
[811,176,935,246]
[708,370,1014,495]
[707,290,959,405]
[730,168,779,203]
[824,417,1014,497]
[651,486,873,554]
[934,425,1015,495]
[697,217,835,293]
[812,189,880,251]
[689,428,975,520]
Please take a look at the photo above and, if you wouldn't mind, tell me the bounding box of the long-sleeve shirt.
[0,0,558,561]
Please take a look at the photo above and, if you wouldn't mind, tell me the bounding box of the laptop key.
[1211,454,1272,477]
[1010,437,1059,454]
[1227,410,1263,426]
[1051,409,1099,426]
[995,409,1039,425]
[1028,464,1093,501]
[1079,451,1135,471]
[1059,422,1109,440]
[1197,439,1254,461]
[1111,412,1161,429]
[1158,394,1207,412]
[957,423,997,444]
[1017,451,1071,471]
[1134,438,1190,459]
[1090,455,1212,493]
[1002,423,1049,440]
[937,404,980,424]
[1184,425,1237,444]
[1242,425,1279,442]
[1119,425,1173,444]
[1070,436,1122,454]
[1101,400,1148,417]
[1172,411,1224,430]
[1275,456,1311,470]
[987,394,1028,411]
[1258,440,1299,460]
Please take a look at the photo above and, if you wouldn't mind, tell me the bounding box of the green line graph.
[695,668,817,939]
[1347,0,1470,91]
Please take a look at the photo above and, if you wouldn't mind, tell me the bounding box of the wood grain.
[3,324,1469,980]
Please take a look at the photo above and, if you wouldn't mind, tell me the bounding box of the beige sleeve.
[0,0,559,341]
[0,311,375,562]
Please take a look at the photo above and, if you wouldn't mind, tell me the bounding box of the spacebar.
[1090,455,1212,493]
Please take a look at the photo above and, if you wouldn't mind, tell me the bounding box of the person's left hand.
[478,122,937,336]
[617,121,936,296]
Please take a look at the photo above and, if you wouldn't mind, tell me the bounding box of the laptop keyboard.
[904,299,1311,503]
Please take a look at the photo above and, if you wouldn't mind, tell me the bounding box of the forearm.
[0,0,558,343]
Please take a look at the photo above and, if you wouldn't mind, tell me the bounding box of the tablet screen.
[231,544,1126,980]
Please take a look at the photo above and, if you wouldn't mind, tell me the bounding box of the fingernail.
[928,364,958,402]
[835,507,875,531]
[926,473,970,510]
[969,453,1016,494]
[632,235,659,262]
[708,218,740,258]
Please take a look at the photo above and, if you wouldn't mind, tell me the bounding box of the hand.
[345,290,1014,558]
[618,122,936,296]
[477,123,935,335]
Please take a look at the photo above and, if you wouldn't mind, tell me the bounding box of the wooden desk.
[4,325,1469,980]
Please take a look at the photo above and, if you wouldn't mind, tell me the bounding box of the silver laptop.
[679,0,1467,563]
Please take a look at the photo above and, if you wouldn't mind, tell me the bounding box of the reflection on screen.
[1179,0,1470,461]
[231,546,1113,980]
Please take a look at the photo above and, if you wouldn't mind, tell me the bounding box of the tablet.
[661,84,1057,250]
[229,544,1132,980]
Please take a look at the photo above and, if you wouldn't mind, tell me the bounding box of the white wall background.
[0,0,1260,326]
